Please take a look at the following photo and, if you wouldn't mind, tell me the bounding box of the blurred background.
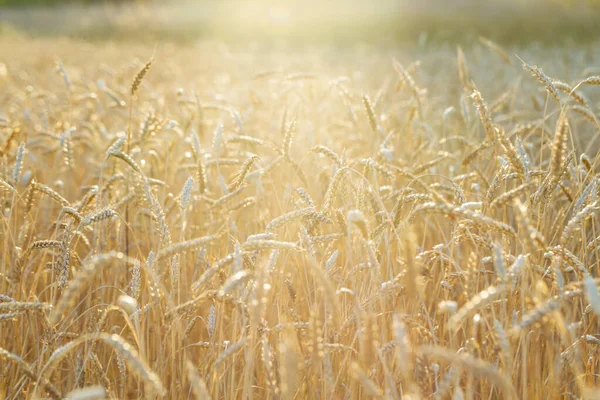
[0,0,599,45]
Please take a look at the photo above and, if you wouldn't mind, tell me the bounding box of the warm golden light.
[1,1,600,399]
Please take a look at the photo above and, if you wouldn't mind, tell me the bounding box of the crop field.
[2,2,600,399]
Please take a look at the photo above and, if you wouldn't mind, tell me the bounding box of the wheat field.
[2,29,600,399]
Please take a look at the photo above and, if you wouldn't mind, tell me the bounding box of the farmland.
[1,1,600,399]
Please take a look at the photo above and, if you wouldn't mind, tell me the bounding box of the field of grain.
[2,9,600,399]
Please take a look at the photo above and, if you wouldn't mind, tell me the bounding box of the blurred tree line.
[0,0,145,5]
[554,0,600,6]
[2,0,600,7]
